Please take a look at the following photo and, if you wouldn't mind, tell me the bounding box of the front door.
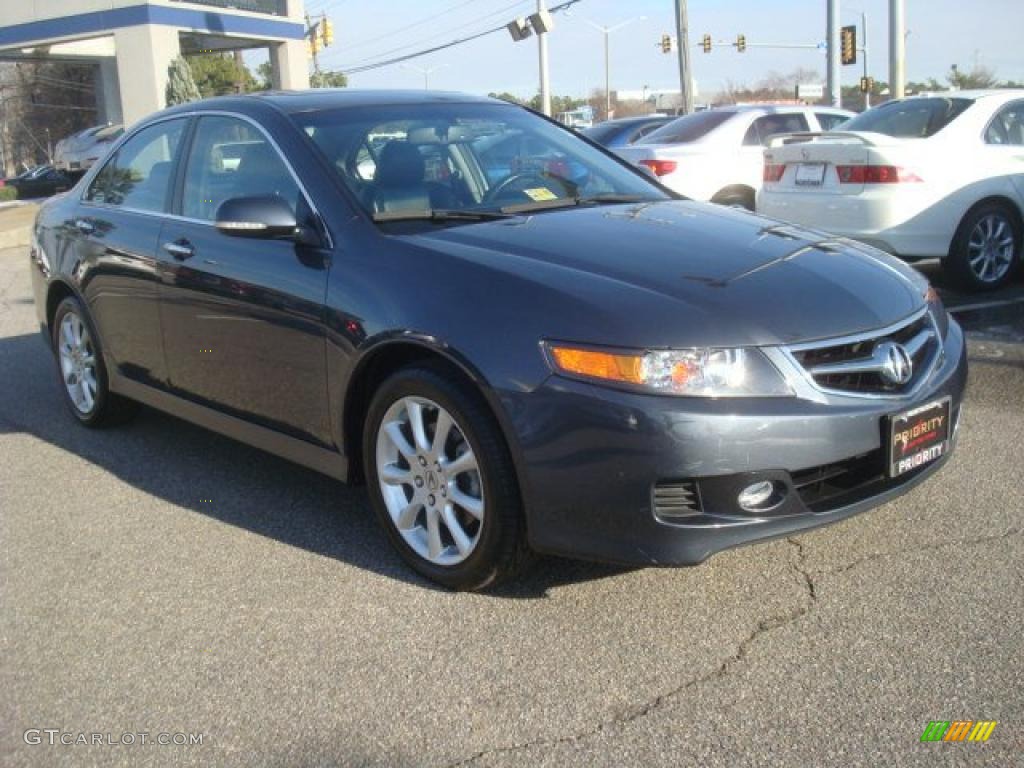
[157,115,333,447]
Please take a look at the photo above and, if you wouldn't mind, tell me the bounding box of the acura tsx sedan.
[30,90,967,590]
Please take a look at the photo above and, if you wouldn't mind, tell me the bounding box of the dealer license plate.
[888,398,951,478]
[795,163,826,186]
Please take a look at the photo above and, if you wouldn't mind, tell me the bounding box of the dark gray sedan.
[29,91,967,590]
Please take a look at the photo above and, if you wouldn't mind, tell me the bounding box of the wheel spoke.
[450,487,483,520]
[444,449,477,477]
[407,401,431,453]
[426,507,443,559]
[432,409,453,456]
[397,501,421,529]
[383,421,416,462]
[380,462,412,486]
[442,504,473,555]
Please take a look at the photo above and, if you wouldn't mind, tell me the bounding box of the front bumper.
[507,318,968,566]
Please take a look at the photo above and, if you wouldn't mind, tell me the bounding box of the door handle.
[74,218,94,235]
[163,240,195,261]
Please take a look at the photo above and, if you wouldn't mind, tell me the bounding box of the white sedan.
[758,90,1024,291]
[614,106,853,209]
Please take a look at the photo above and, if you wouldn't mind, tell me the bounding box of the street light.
[400,63,448,90]
[582,16,646,121]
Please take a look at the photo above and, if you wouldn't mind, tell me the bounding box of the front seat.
[232,142,298,211]
[373,141,431,214]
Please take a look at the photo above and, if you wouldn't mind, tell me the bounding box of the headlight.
[544,343,793,397]
[924,285,948,339]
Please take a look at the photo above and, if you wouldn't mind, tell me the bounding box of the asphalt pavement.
[1,244,1022,767]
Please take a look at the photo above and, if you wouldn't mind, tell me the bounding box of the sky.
[295,0,1024,99]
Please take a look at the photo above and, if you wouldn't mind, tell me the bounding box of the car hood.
[400,200,927,349]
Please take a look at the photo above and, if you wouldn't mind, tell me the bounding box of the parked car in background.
[759,91,1024,291]
[582,115,674,148]
[614,106,854,209]
[0,165,72,199]
[54,123,124,172]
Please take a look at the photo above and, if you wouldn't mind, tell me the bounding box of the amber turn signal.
[548,346,644,384]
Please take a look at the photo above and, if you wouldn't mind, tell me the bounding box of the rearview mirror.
[215,195,299,239]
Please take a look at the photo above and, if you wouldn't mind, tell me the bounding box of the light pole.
[537,0,551,116]
[889,0,905,98]
[400,63,448,90]
[583,16,645,121]
[827,0,841,107]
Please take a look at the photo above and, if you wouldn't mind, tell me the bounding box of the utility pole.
[861,10,870,108]
[584,17,645,122]
[674,0,693,114]
[305,14,321,76]
[827,0,841,107]
[537,0,551,116]
[889,0,905,98]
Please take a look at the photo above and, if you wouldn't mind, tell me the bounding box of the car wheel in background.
[364,365,530,591]
[712,187,756,211]
[51,296,138,427]
[946,202,1021,291]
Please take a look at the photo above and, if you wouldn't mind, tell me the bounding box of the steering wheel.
[483,171,574,204]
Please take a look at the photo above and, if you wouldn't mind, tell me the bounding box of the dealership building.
[0,1,310,127]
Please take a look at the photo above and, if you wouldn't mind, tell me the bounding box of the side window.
[816,112,849,131]
[985,102,1024,146]
[85,119,185,211]
[751,114,810,145]
[742,122,761,146]
[181,116,300,221]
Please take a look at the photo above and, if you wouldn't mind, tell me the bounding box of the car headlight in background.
[544,343,793,397]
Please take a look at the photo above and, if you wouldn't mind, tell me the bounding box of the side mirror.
[215,195,300,240]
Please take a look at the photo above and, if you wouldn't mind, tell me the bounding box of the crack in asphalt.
[818,527,1023,576]
[444,528,1023,767]
[445,540,819,768]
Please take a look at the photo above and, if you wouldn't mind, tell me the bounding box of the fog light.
[737,480,783,512]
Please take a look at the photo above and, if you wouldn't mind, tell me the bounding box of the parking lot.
[1,225,1022,767]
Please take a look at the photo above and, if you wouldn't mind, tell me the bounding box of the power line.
[325,0,494,57]
[326,0,537,71]
[338,0,583,75]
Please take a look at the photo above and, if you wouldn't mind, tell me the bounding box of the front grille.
[789,311,940,396]
[653,480,702,522]
[791,451,886,512]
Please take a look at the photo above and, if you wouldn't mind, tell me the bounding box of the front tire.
[363,365,529,590]
[51,296,137,427]
[946,202,1021,291]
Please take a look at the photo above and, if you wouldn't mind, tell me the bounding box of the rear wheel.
[363,365,529,590]
[712,187,755,211]
[51,296,137,427]
[946,202,1021,291]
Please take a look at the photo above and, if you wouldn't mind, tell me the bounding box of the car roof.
[715,104,851,115]
[160,89,503,119]
[904,88,1024,100]
[598,115,671,125]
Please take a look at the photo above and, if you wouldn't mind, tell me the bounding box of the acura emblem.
[875,341,913,385]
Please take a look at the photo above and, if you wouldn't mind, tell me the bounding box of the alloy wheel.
[967,213,1016,283]
[58,311,98,414]
[375,396,484,566]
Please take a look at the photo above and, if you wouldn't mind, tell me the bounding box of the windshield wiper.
[372,208,517,223]
[500,193,655,214]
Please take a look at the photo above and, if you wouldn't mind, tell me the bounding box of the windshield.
[638,110,733,144]
[294,102,667,221]
[841,97,973,137]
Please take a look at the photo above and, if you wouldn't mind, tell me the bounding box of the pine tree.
[166,57,201,106]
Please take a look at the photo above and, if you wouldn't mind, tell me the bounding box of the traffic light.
[320,17,334,47]
[701,34,712,53]
[736,34,746,53]
[308,34,320,57]
[841,25,857,65]
[859,76,874,93]
[660,34,673,54]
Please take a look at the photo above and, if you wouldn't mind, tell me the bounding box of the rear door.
[157,114,333,446]
[74,117,189,386]
[982,99,1024,203]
